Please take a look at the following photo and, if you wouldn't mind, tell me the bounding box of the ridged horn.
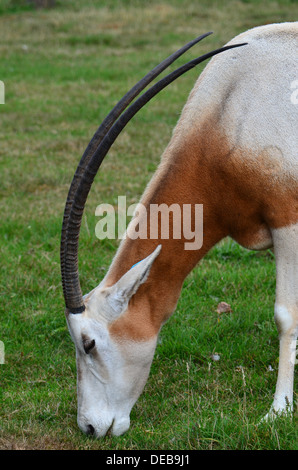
[60,32,213,310]
[61,34,247,313]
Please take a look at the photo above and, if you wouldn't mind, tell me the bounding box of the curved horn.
[61,32,213,312]
[60,32,213,303]
[61,36,247,313]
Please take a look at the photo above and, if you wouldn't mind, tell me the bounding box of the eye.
[83,338,96,354]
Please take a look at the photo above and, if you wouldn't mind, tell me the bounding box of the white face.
[67,313,157,437]
[65,246,162,437]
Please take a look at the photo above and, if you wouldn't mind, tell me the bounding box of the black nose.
[86,424,95,436]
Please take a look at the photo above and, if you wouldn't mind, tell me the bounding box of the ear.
[104,245,162,320]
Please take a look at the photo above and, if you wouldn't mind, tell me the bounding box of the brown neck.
[106,131,227,339]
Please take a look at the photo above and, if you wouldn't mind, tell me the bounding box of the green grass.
[0,0,297,450]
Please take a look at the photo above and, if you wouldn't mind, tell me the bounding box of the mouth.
[80,415,130,438]
[110,416,130,437]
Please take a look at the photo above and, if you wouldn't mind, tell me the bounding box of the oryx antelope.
[61,23,298,437]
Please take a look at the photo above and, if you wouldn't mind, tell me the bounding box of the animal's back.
[164,22,298,247]
[178,22,297,176]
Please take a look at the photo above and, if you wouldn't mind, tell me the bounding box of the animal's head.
[60,34,246,437]
[66,247,161,437]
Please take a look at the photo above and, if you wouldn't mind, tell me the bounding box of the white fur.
[263,223,298,419]
[67,313,157,437]
[181,22,298,177]
[67,248,161,437]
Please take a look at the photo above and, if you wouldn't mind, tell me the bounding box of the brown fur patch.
[107,113,297,341]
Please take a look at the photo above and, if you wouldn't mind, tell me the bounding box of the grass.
[0,0,297,450]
